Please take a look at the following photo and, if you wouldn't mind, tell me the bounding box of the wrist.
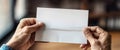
[6,40,19,50]
[6,42,15,49]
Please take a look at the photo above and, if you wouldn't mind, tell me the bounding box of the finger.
[88,26,105,34]
[80,44,87,48]
[87,26,106,38]
[99,30,110,42]
[83,28,95,43]
[87,26,110,44]
[22,22,44,34]
[83,46,89,50]
[80,40,91,48]
[18,18,36,29]
[81,45,89,50]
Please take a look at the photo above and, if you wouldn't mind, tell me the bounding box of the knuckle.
[105,32,111,38]
[83,28,89,32]
[20,18,29,22]
[83,27,88,31]
[84,31,91,37]
[84,30,89,34]
[95,26,100,28]
[24,26,30,30]
[92,40,101,46]
[20,18,27,23]
[23,26,30,33]
[85,34,90,38]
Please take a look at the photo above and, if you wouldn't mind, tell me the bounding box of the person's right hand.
[6,18,44,50]
[80,26,111,50]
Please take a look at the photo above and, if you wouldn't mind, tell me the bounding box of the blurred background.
[0,0,120,50]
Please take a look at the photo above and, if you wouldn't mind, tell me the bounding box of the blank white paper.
[35,7,88,44]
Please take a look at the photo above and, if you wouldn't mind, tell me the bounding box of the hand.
[80,26,111,50]
[6,18,44,50]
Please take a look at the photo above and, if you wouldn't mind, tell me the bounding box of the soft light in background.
[0,0,120,50]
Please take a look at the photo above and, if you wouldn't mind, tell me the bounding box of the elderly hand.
[6,18,44,50]
[81,26,111,50]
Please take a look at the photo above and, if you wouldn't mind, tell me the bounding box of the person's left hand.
[6,18,44,50]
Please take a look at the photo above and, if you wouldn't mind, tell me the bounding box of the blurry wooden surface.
[30,32,120,50]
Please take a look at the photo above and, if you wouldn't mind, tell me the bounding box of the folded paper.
[35,7,88,44]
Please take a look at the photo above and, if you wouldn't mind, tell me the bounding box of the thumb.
[83,28,95,44]
[22,22,44,34]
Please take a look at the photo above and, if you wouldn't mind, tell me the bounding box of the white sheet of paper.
[35,7,88,44]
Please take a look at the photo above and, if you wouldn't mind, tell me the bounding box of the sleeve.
[0,44,12,50]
